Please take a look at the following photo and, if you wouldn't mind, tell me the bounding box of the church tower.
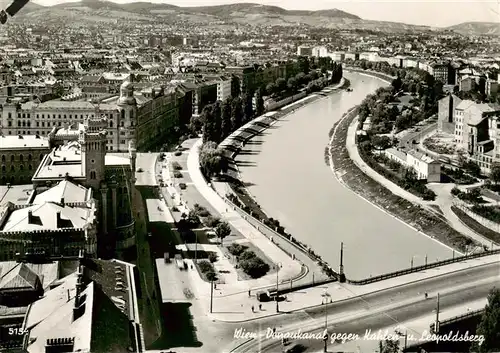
[80,116,107,191]
[117,80,137,151]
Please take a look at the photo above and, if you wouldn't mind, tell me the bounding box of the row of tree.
[196,59,345,178]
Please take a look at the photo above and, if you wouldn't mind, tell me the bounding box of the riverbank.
[219,78,350,280]
[328,72,477,254]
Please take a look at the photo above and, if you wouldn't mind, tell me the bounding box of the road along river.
[235,72,453,280]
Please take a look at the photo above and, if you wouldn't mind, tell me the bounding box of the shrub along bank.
[329,104,478,253]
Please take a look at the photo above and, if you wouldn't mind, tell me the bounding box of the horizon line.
[27,0,500,28]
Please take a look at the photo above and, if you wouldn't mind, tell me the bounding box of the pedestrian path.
[186,139,303,292]
[175,253,498,322]
[346,119,494,249]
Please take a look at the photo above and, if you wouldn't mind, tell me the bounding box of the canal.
[235,72,453,280]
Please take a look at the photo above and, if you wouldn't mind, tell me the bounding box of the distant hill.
[17,1,432,33]
[447,21,500,36]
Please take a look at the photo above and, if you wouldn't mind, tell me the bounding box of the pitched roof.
[1,202,91,232]
[33,180,89,204]
[0,263,40,290]
[24,274,93,353]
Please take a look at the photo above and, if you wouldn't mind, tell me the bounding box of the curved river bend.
[236,72,452,280]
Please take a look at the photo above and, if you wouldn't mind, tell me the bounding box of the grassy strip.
[451,206,500,245]
[330,110,478,253]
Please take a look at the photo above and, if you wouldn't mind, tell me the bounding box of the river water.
[235,72,453,280]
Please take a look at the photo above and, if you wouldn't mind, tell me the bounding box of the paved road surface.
[225,261,499,352]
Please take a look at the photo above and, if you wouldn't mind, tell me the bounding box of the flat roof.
[155,259,191,304]
[0,135,49,150]
[146,199,175,223]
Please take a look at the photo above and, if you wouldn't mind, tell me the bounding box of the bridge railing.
[348,249,500,285]
[429,309,484,334]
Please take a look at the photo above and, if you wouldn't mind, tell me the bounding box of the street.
[226,261,499,352]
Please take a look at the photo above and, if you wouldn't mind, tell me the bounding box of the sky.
[30,0,500,27]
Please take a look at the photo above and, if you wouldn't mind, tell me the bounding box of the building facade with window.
[0,135,51,185]
[0,81,193,153]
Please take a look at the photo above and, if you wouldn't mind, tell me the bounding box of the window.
[10,155,14,162]
[1,155,4,162]
[90,171,96,179]
[1,165,5,172]
[19,165,23,171]
[28,164,32,170]
[28,154,32,161]
[19,155,23,162]
[10,165,14,171]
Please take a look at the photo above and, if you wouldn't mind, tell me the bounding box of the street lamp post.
[275,262,282,313]
[210,280,214,313]
[411,256,414,269]
[195,231,198,262]
[322,289,330,353]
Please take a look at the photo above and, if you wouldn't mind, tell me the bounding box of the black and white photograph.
[0,0,498,352]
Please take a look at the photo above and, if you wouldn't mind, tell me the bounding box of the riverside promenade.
[158,254,498,323]
[344,118,495,249]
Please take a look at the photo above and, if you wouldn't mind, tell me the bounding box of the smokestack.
[60,197,65,206]
[28,210,33,224]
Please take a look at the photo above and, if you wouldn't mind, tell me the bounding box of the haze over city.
[26,0,500,27]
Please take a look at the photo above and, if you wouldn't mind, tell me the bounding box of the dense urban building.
[0,134,50,185]
[31,115,137,255]
[0,80,193,153]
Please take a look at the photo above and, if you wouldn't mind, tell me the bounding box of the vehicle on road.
[136,168,144,172]
[284,343,306,353]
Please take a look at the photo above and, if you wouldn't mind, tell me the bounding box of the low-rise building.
[406,150,441,182]
[384,148,441,182]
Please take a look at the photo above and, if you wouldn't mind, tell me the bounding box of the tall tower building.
[117,81,137,122]
[79,116,107,191]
